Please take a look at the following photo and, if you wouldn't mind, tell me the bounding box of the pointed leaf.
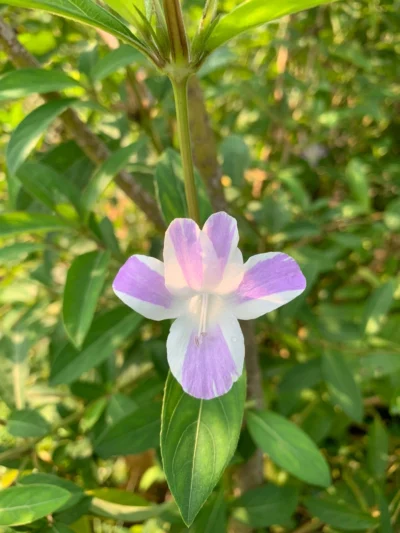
[0,484,70,526]
[304,496,379,530]
[247,409,331,487]
[50,307,143,385]
[206,0,336,52]
[95,402,161,457]
[0,212,71,237]
[232,483,298,527]
[0,0,143,50]
[82,143,138,217]
[63,250,111,348]
[367,416,389,481]
[321,351,364,423]
[362,280,395,335]
[7,408,50,438]
[0,69,79,101]
[161,372,246,526]
[6,98,78,177]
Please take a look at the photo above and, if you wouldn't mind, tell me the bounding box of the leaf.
[50,307,143,385]
[206,0,335,51]
[0,212,71,236]
[90,44,145,81]
[0,69,79,101]
[20,473,85,511]
[7,408,50,438]
[161,372,246,526]
[16,161,82,214]
[0,0,143,50]
[63,250,110,348]
[246,410,331,487]
[357,352,400,379]
[220,135,250,187]
[0,484,70,526]
[0,242,45,263]
[374,487,393,533]
[6,98,77,177]
[82,144,138,217]
[155,149,212,225]
[189,490,226,533]
[232,483,298,527]
[367,417,389,481]
[362,280,395,335]
[304,496,379,530]
[90,497,169,522]
[80,397,108,433]
[321,351,364,423]
[384,197,400,231]
[345,158,371,212]
[95,402,161,457]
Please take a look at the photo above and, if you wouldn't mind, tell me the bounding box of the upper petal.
[230,252,306,320]
[203,212,245,294]
[113,255,181,321]
[167,313,244,400]
[163,218,219,295]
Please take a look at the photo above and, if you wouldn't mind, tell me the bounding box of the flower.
[113,212,306,400]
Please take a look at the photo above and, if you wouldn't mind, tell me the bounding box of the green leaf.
[374,487,393,533]
[0,212,71,237]
[321,351,364,423]
[95,402,161,457]
[362,280,395,335]
[246,410,331,487]
[80,397,108,433]
[206,0,335,52]
[7,408,50,438]
[0,484,70,526]
[82,144,138,217]
[221,135,250,187]
[6,98,77,177]
[232,483,298,527]
[91,44,145,81]
[155,149,212,225]
[0,69,79,101]
[357,352,400,379]
[345,158,371,212]
[304,496,379,530]
[189,490,226,533]
[0,0,143,50]
[63,250,110,348]
[367,417,389,481]
[384,197,400,231]
[0,242,45,263]
[50,307,143,385]
[17,161,81,214]
[161,372,246,526]
[20,473,85,511]
[90,497,169,522]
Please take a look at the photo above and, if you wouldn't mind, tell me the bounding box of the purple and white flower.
[113,212,306,400]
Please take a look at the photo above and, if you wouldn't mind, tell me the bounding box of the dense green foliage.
[0,0,399,531]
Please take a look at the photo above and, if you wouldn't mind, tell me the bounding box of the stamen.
[196,294,209,346]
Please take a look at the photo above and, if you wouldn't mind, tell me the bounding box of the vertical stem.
[171,76,201,223]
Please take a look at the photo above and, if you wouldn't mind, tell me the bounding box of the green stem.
[171,76,200,223]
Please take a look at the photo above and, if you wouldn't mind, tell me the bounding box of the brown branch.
[0,16,166,231]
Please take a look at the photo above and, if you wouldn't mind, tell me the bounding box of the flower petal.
[203,212,244,293]
[203,212,239,275]
[113,255,180,321]
[167,313,244,400]
[231,252,306,320]
[163,218,218,295]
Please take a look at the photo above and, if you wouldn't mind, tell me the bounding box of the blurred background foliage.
[0,0,399,531]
